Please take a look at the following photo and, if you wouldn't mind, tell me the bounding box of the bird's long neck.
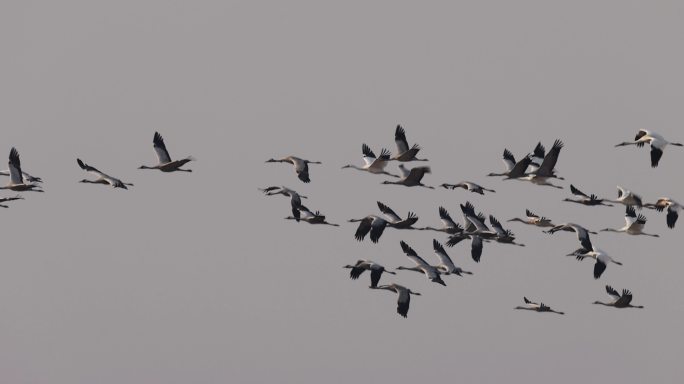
[593,302,612,307]
[601,228,621,233]
[343,165,364,171]
[397,266,421,272]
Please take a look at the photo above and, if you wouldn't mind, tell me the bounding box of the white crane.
[139,132,195,172]
[432,239,473,276]
[615,129,683,167]
[563,184,613,207]
[419,206,465,234]
[0,169,42,183]
[382,165,433,188]
[593,286,644,309]
[341,144,398,177]
[528,142,547,173]
[0,148,43,192]
[376,201,420,229]
[349,215,389,243]
[514,297,564,315]
[77,158,133,189]
[567,247,622,279]
[391,125,427,162]
[608,185,644,208]
[645,198,681,229]
[396,241,446,286]
[0,195,23,208]
[507,209,555,228]
[487,149,521,177]
[600,206,659,237]
[369,283,421,318]
[343,260,395,288]
[440,181,495,195]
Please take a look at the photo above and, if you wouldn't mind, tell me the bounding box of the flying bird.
[432,239,473,276]
[382,165,433,188]
[396,241,446,286]
[341,144,397,177]
[260,186,306,221]
[0,169,42,183]
[615,129,683,167]
[489,215,525,246]
[419,206,465,234]
[265,155,321,183]
[440,181,495,195]
[567,247,622,279]
[349,215,389,243]
[286,206,339,226]
[546,223,595,252]
[77,159,133,189]
[376,201,420,229]
[487,149,519,177]
[507,209,555,228]
[563,184,613,207]
[391,125,427,162]
[0,148,43,192]
[645,198,681,229]
[608,185,644,208]
[139,132,195,172]
[343,260,395,288]
[506,140,565,188]
[370,283,421,318]
[600,206,659,237]
[514,297,564,315]
[593,286,644,309]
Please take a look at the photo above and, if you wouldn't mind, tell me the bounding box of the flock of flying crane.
[0,131,194,195]
[261,126,682,317]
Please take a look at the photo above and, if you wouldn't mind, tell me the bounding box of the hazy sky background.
[2,1,684,383]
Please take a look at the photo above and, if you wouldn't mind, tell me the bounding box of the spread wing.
[536,139,563,176]
[570,184,589,198]
[377,201,402,222]
[153,131,172,164]
[400,241,430,268]
[395,125,410,154]
[8,148,24,184]
[502,149,516,171]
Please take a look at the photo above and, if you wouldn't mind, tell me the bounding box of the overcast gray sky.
[2,1,683,383]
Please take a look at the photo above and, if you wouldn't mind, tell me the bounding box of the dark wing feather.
[354,217,373,241]
[666,207,678,229]
[507,155,532,178]
[570,184,588,197]
[650,146,663,168]
[503,149,516,165]
[594,260,607,279]
[471,236,483,263]
[369,269,382,288]
[536,139,563,176]
[362,143,376,159]
[395,125,409,153]
[397,294,410,318]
